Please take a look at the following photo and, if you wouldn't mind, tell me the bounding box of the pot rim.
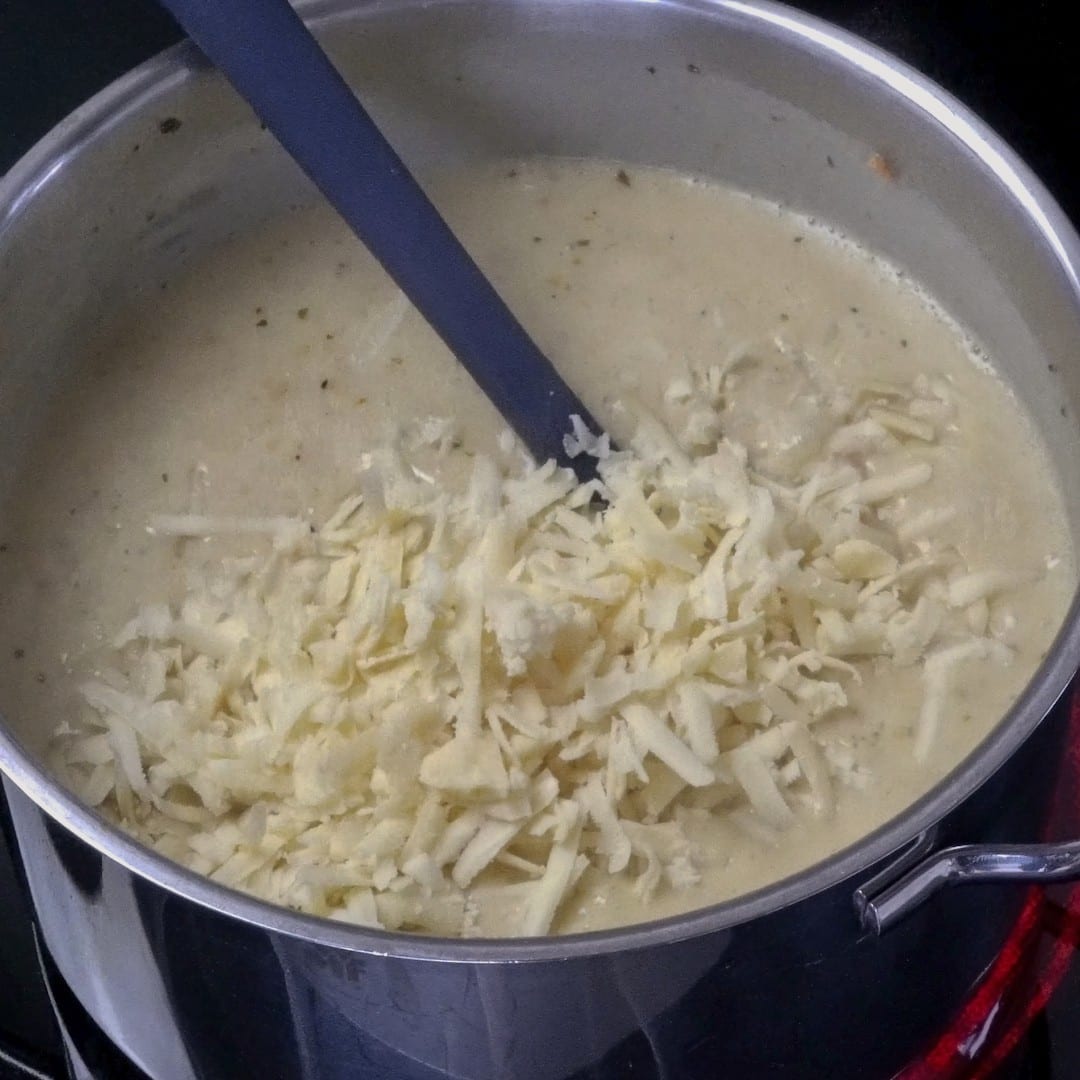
[3,0,1080,963]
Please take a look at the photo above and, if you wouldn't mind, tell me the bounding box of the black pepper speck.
[158,116,182,135]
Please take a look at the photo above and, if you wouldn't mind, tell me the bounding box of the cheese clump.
[53,363,1018,936]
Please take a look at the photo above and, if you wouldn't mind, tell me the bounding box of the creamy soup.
[0,159,1072,936]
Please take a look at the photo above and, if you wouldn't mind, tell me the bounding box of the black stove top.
[1,2,1079,1077]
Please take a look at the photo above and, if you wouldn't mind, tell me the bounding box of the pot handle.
[854,833,1080,934]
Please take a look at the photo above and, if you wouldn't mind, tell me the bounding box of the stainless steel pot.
[4,2,1080,1077]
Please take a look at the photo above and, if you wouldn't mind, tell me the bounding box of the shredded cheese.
[52,361,1021,937]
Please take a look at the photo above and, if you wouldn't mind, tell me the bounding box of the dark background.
[0,1,1077,1076]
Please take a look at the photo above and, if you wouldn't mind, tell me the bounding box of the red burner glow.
[896,689,1080,1080]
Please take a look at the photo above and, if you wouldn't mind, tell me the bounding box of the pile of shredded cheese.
[52,358,1021,936]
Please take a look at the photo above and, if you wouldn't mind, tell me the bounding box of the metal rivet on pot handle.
[855,839,1080,934]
